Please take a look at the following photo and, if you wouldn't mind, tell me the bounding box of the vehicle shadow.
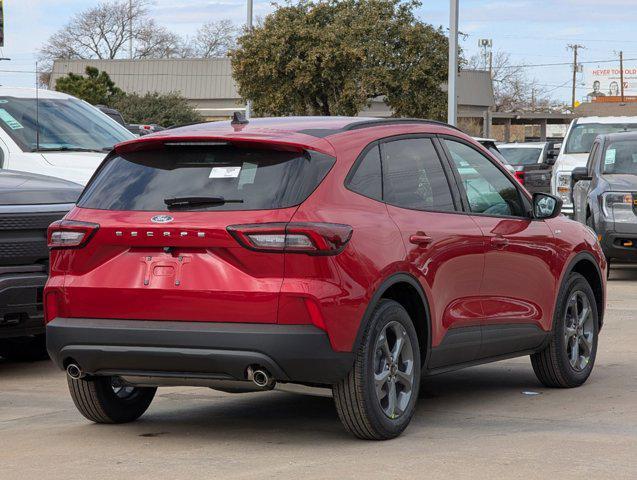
[81,362,541,443]
[608,263,637,282]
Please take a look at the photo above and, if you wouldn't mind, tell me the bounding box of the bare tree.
[467,50,561,112]
[38,0,188,71]
[191,19,238,57]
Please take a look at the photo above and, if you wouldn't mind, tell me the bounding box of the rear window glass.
[78,146,335,211]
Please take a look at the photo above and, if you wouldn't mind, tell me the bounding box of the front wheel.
[68,375,156,424]
[531,272,599,388]
[333,299,421,440]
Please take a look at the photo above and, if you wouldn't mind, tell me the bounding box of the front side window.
[444,140,526,217]
[381,138,455,212]
[602,140,637,175]
[0,97,133,153]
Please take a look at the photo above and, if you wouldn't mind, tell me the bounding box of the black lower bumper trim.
[46,318,354,385]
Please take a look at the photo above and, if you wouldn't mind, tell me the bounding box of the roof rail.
[342,118,462,133]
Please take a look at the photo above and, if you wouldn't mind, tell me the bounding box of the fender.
[554,250,605,330]
[351,272,432,366]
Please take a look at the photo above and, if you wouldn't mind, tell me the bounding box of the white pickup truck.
[551,116,637,216]
[0,87,135,185]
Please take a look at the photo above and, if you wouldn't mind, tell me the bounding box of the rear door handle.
[409,232,433,246]
[490,237,509,248]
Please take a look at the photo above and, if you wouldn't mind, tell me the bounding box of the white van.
[551,116,637,215]
[0,87,135,185]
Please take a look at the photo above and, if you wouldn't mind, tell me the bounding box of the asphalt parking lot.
[1,268,636,480]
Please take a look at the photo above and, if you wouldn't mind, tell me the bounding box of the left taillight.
[515,170,525,185]
[47,220,100,249]
[227,222,353,255]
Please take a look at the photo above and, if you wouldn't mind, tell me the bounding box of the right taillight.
[48,220,100,249]
[227,222,353,255]
[515,170,525,185]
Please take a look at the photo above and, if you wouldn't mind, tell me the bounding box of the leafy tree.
[110,92,201,127]
[55,67,124,106]
[231,0,449,118]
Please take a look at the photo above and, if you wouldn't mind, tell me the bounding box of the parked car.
[45,117,606,440]
[0,88,135,185]
[95,105,166,137]
[0,170,81,360]
[498,141,558,194]
[572,131,637,266]
[473,137,518,178]
[552,116,637,216]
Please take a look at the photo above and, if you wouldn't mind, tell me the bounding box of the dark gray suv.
[572,131,637,266]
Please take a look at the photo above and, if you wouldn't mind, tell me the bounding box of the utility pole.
[568,44,584,109]
[447,0,459,126]
[245,0,254,119]
[128,0,133,59]
[620,50,625,102]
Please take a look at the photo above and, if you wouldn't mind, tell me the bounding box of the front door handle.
[409,232,433,246]
[491,236,509,248]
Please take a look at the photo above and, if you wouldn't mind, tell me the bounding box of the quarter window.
[444,140,526,217]
[381,138,455,211]
[348,144,382,200]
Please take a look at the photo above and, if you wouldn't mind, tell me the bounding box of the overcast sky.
[4,0,637,103]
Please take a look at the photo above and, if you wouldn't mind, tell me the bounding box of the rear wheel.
[333,299,421,440]
[68,375,156,423]
[531,272,599,388]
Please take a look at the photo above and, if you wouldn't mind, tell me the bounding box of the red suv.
[45,117,606,440]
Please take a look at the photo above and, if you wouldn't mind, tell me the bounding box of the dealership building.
[49,58,495,129]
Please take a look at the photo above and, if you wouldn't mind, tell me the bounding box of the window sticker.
[209,166,241,178]
[238,162,258,187]
[0,109,23,130]
[605,149,616,165]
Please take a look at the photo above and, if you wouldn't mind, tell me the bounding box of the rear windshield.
[78,145,335,211]
[499,147,543,165]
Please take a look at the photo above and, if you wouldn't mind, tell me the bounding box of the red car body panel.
[45,117,607,361]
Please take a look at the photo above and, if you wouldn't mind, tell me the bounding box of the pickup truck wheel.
[68,375,156,424]
[531,272,598,388]
[333,299,420,440]
[0,335,48,361]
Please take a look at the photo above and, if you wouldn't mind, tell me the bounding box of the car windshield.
[565,123,637,154]
[602,140,637,175]
[499,147,543,165]
[0,96,133,152]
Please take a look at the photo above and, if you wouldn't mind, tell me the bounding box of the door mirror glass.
[533,193,562,219]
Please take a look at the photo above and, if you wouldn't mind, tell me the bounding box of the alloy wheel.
[111,377,137,399]
[373,321,415,419]
[564,290,595,371]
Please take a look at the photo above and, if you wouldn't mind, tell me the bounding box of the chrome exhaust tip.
[247,366,274,389]
[66,364,84,380]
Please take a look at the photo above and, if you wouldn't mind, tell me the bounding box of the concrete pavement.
[1,267,636,480]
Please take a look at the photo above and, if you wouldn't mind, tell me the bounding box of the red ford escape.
[45,116,606,440]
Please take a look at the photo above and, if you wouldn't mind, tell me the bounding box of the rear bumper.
[0,266,47,339]
[46,318,354,386]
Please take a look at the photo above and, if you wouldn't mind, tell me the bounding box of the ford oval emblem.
[151,215,174,224]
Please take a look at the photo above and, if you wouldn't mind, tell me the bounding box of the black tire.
[67,375,156,424]
[333,299,421,440]
[531,272,599,388]
[0,334,49,361]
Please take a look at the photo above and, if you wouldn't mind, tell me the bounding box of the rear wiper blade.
[164,196,244,208]
[35,147,111,153]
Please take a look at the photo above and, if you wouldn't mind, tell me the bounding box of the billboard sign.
[585,65,637,101]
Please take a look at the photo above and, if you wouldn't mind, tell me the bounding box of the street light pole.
[129,0,133,59]
[245,0,253,119]
[447,0,459,126]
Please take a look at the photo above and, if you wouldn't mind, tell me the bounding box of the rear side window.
[347,144,382,200]
[381,138,455,211]
[78,146,335,211]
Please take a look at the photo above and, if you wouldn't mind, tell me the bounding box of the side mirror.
[571,166,591,183]
[533,193,562,219]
